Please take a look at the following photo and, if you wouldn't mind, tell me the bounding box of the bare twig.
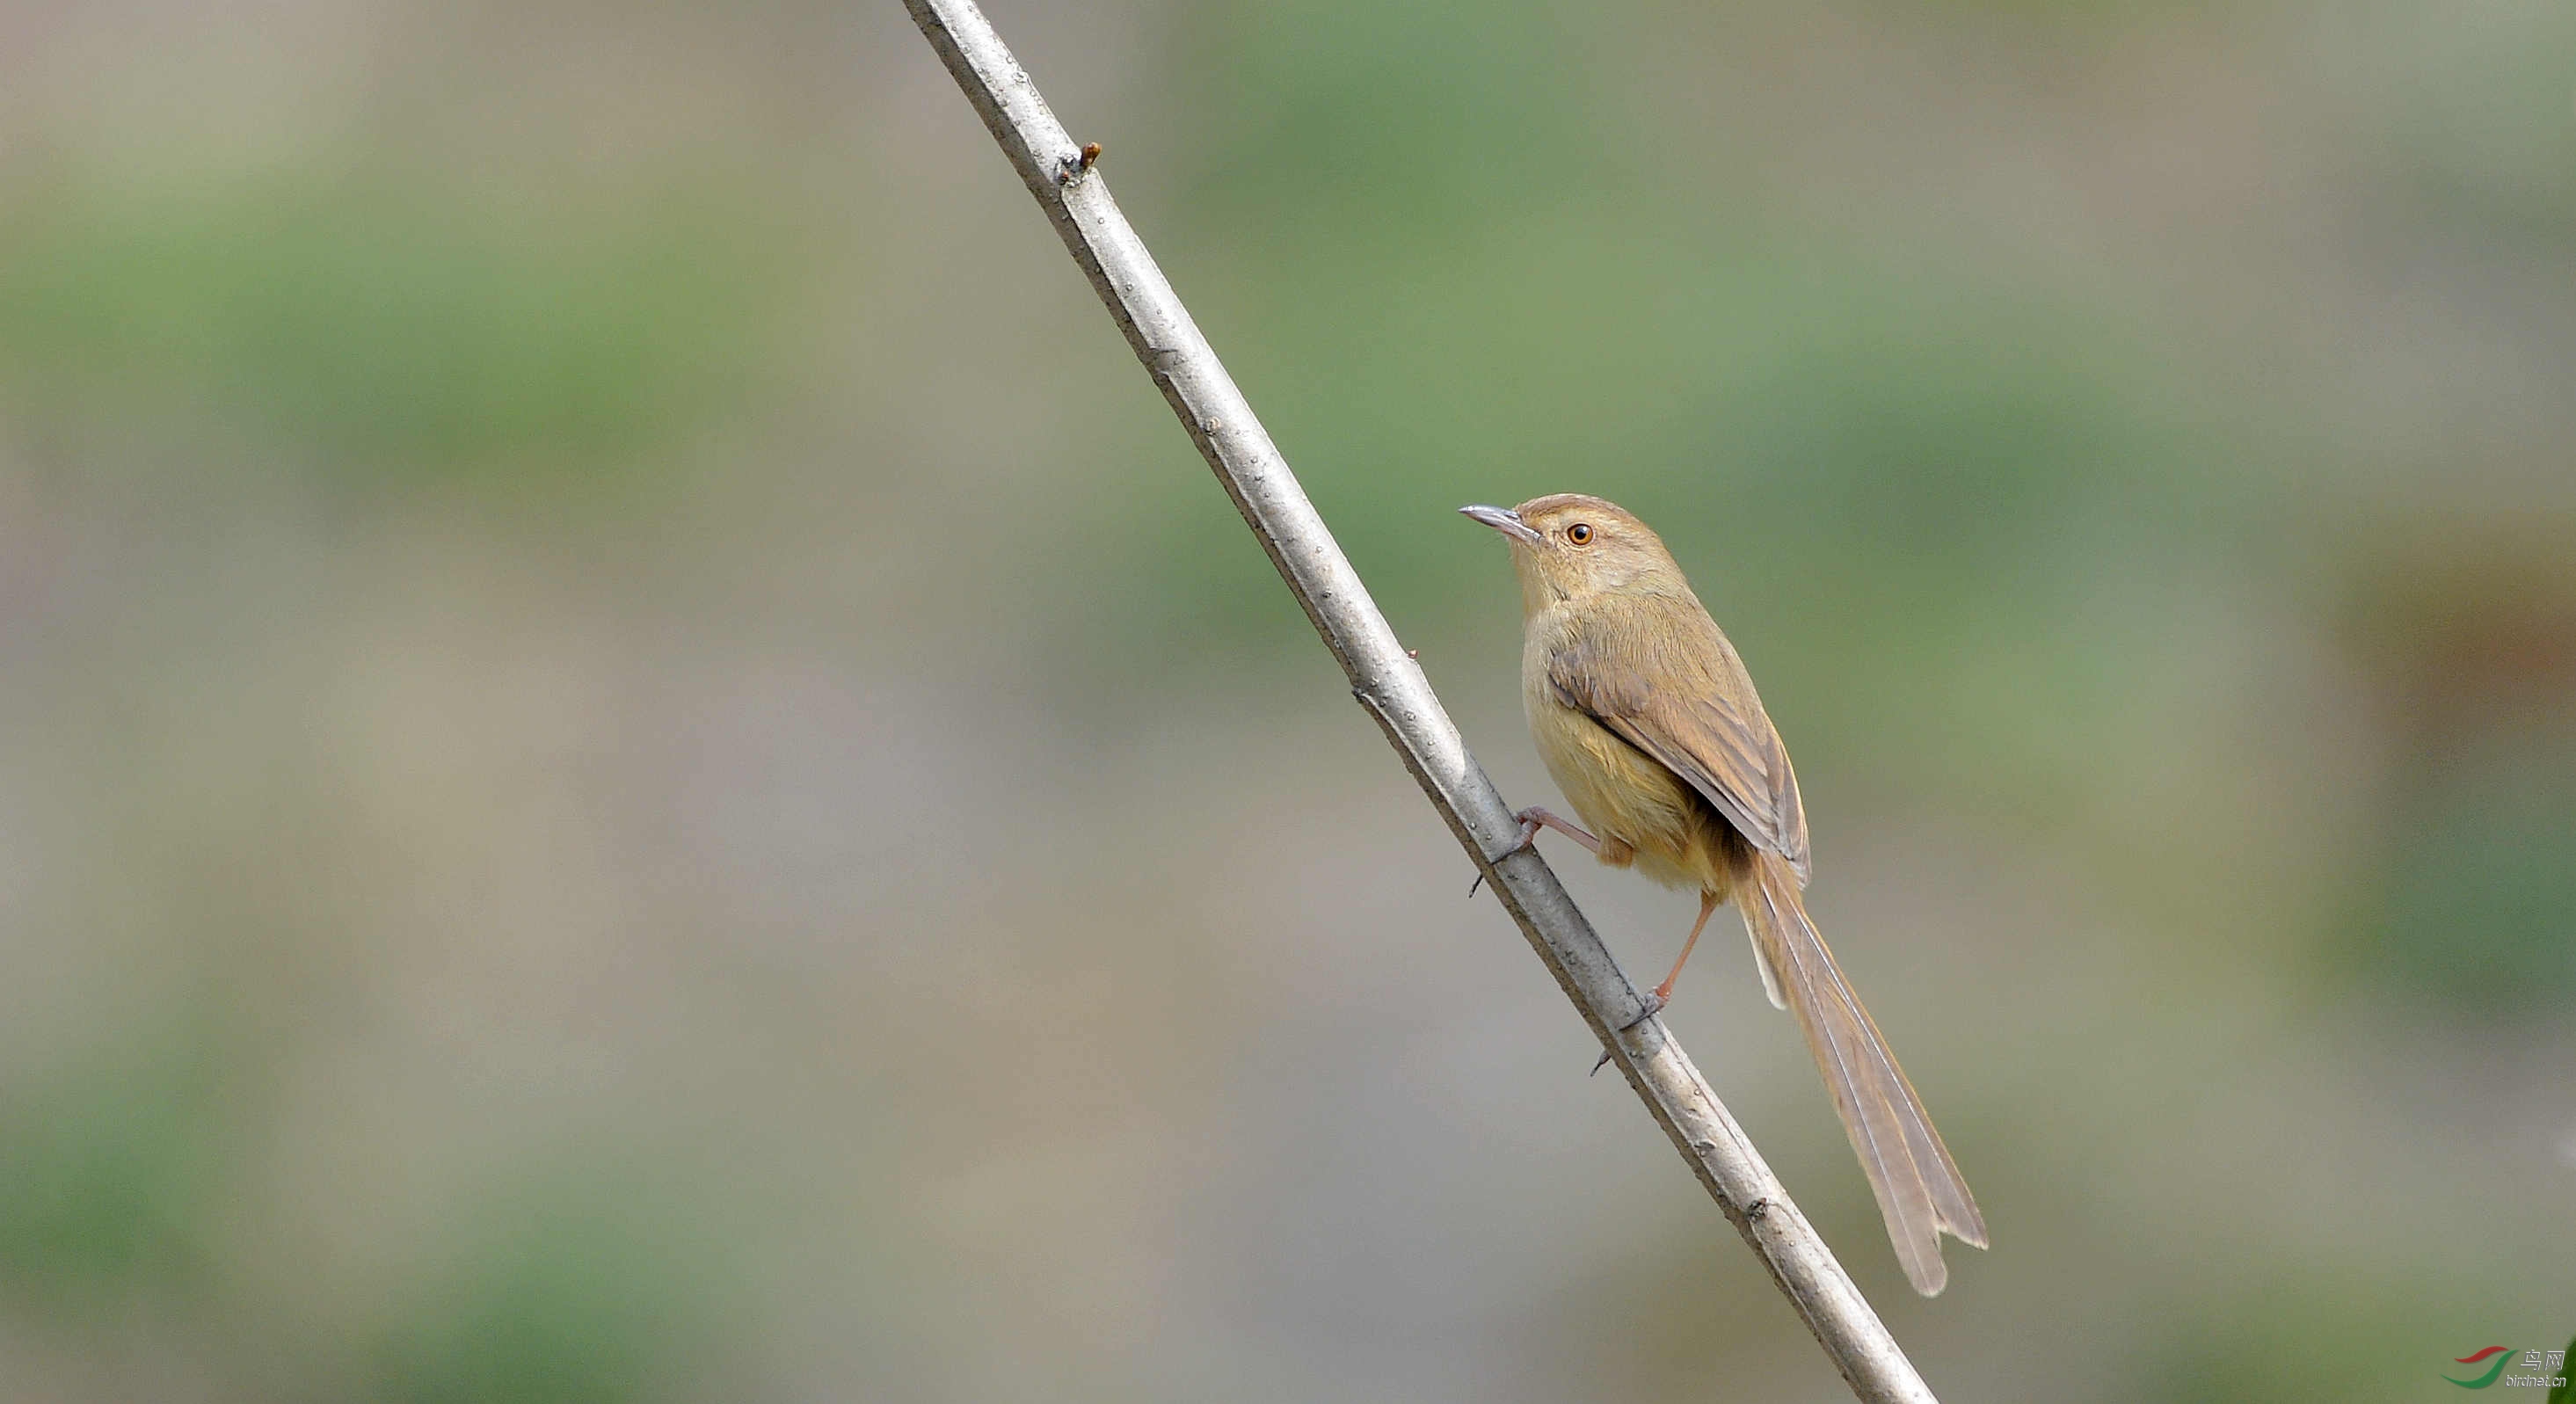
[898,4,1942,1400]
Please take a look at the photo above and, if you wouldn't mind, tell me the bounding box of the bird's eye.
[1567,523,1593,545]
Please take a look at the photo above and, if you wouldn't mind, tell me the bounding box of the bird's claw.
[1623,990,1666,1029]
[1588,991,1667,1076]
[1466,811,1550,897]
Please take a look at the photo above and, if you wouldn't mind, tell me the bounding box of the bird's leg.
[1607,890,1721,1031]
[1468,807,1601,896]
[1648,890,1725,1010]
[1510,805,1600,855]
[1591,890,1727,1073]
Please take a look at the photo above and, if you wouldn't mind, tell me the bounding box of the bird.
[1460,493,1986,1296]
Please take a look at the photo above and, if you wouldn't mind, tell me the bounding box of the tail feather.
[1740,852,1985,1295]
[1746,928,1788,1010]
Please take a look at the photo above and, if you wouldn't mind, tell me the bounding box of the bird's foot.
[1467,809,1550,896]
[1508,807,1550,853]
[1469,807,1599,897]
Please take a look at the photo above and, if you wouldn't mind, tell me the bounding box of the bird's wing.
[1546,607,1812,883]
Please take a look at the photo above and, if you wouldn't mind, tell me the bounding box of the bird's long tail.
[1738,850,1987,1295]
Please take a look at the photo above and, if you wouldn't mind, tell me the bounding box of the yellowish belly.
[1524,691,1735,897]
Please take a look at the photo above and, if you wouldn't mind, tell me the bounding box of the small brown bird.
[1463,494,1986,1295]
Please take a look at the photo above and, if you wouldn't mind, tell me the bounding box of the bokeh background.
[0,0,2570,1399]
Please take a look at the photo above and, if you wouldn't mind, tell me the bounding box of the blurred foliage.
[2335,531,2576,1006]
[2136,1271,2450,1401]
[0,159,804,484]
[0,1043,222,1309]
[377,1176,730,1404]
[1177,0,1593,222]
[2346,2,2576,238]
[2362,731,2576,1010]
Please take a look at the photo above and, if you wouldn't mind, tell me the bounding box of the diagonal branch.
[898,4,1941,1400]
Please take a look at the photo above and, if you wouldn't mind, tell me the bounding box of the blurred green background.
[0,0,2569,1399]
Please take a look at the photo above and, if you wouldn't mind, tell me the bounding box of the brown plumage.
[1462,493,1987,1296]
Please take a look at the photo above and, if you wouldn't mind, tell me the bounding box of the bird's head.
[1459,494,1682,609]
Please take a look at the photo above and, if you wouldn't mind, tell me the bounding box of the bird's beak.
[1459,504,1542,545]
